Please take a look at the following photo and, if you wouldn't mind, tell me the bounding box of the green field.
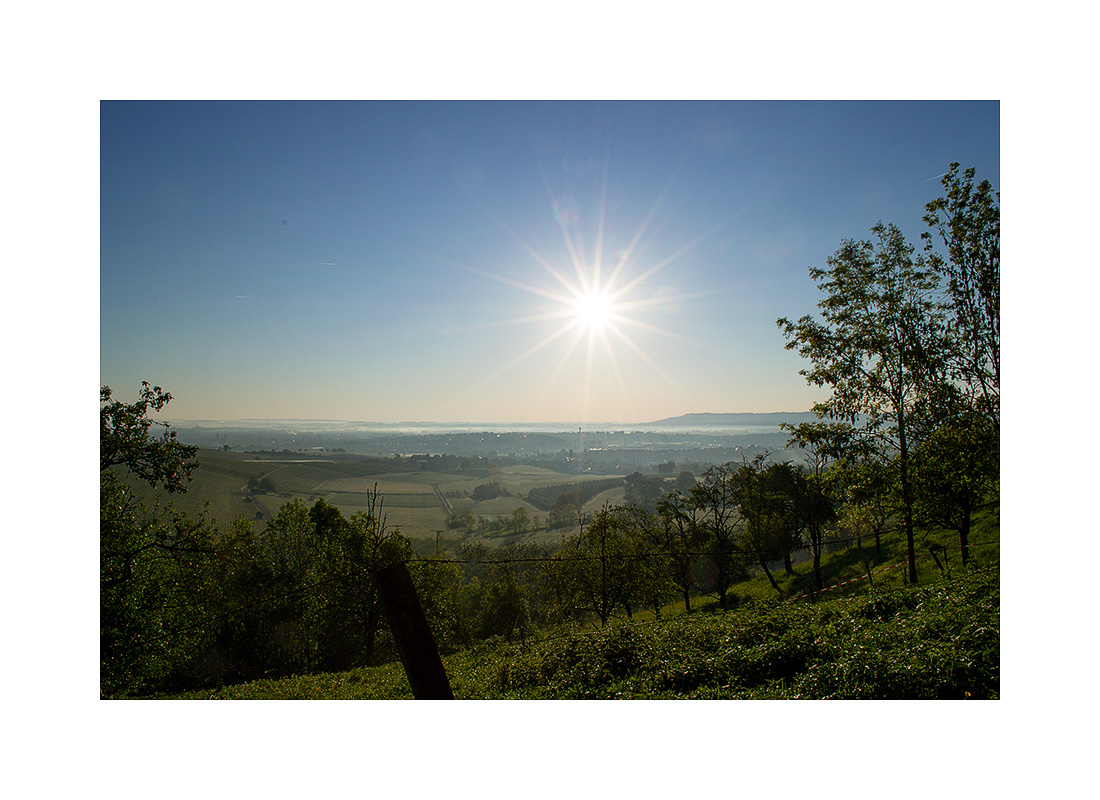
[121,448,630,541]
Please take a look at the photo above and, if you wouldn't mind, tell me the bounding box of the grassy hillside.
[166,564,998,700]
[127,447,998,700]
[159,503,998,700]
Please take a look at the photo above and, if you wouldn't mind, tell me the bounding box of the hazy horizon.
[101,101,999,424]
[169,409,819,426]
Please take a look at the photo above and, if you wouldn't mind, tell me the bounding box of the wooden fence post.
[928,545,945,575]
[374,562,454,700]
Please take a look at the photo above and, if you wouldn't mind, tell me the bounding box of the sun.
[574,289,615,331]
[444,139,727,421]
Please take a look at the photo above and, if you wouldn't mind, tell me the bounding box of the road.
[243,492,274,522]
[430,484,453,517]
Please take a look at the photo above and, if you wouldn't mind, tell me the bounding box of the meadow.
[124,449,629,542]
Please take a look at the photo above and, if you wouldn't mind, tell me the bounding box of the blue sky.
[101,100,999,423]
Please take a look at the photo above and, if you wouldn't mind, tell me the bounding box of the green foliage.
[547,490,584,528]
[911,410,998,566]
[509,505,531,536]
[169,567,997,700]
[525,478,623,512]
[101,382,199,493]
[446,506,479,532]
[688,463,747,608]
[247,475,276,494]
[101,384,214,697]
[471,481,505,501]
[778,220,954,585]
[623,472,668,512]
[546,505,656,625]
[921,162,1000,425]
[730,466,777,590]
[655,490,707,612]
[101,384,423,696]
[775,164,1000,587]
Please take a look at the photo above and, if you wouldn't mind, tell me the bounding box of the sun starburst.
[438,135,731,421]
[573,288,615,332]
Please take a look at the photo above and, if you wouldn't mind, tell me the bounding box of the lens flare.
[440,128,734,422]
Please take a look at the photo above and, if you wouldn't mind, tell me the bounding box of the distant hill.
[643,412,820,428]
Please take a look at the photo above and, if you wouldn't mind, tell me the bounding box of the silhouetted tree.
[689,464,745,608]
[779,222,948,584]
[922,163,1000,427]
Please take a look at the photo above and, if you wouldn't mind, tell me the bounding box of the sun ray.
[593,323,631,400]
[487,217,586,300]
[603,135,698,293]
[444,306,577,335]
[532,152,590,298]
[609,214,738,304]
[463,316,584,398]
[602,309,705,347]
[593,147,611,288]
[541,322,590,391]
[447,110,746,421]
[604,320,689,401]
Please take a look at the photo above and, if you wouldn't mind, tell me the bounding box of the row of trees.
[778,163,999,582]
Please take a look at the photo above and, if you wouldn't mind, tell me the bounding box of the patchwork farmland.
[122,449,628,543]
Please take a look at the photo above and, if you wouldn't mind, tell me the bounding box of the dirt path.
[430,484,453,517]
[243,492,274,522]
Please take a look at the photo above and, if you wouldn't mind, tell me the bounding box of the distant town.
[173,412,822,474]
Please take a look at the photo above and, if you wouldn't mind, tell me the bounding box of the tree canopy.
[777,163,999,583]
[101,382,198,492]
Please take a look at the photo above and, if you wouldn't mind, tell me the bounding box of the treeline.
[525,477,624,511]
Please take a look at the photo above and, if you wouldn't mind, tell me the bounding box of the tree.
[409,557,468,650]
[472,481,504,501]
[922,163,1000,427]
[467,543,539,641]
[675,470,696,493]
[549,504,641,626]
[247,475,276,494]
[101,382,198,492]
[447,507,479,533]
[656,489,706,612]
[610,505,669,618]
[624,472,667,512]
[765,463,809,576]
[732,454,789,594]
[203,513,310,683]
[911,410,998,567]
[510,506,531,536]
[782,423,847,590]
[778,222,947,584]
[689,463,745,608]
[834,455,892,557]
[312,487,411,670]
[549,491,584,529]
[101,383,210,696]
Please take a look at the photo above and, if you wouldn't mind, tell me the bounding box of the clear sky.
[101,100,999,424]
